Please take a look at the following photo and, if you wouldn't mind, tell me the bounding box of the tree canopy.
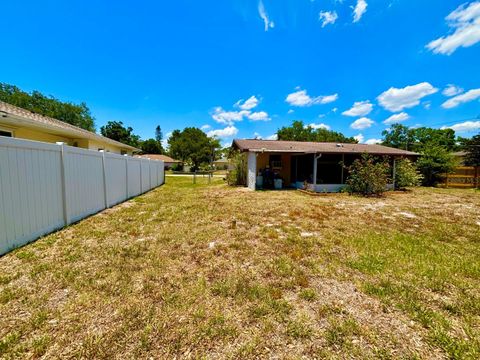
[382,124,457,152]
[168,127,220,170]
[0,82,95,132]
[462,134,480,166]
[277,121,357,143]
[100,121,141,148]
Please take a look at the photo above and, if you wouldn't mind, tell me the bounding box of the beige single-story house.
[213,157,232,170]
[136,154,181,169]
[232,139,419,192]
[0,101,139,155]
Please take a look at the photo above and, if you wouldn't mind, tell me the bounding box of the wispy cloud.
[441,88,480,109]
[353,0,368,23]
[427,1,480,55]
[207,125,239,138]
[286,89,338,107]
[441,120,480,132]
[383,112,410,125]
[350,117,374,130]
[258,0,275,32]
[342,100,373,117]
[377,82,438,112]
[307,123,331,130]
[235,95,260,110]
[319,11,338,27]
[442,84,464,97]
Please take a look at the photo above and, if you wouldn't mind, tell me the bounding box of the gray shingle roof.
[232,139,419,156]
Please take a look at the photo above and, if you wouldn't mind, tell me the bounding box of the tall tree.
[462,134,480,166]
[100,121,140,148]
[0,82,95,132]
[168,127,220,170]
[155,125,163,143]
[141,139,163,154]
[382,124,457,152]
[277,121,357,143]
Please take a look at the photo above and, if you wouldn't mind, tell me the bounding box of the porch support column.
[313,153,321,190]
[392,157,397,190]
[247,151,257,190]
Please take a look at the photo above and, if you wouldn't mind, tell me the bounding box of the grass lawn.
[1,177,479,359]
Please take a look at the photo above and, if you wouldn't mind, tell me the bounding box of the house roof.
[136,154,180,162]
[0,101,140,151]
[232,139,419,156]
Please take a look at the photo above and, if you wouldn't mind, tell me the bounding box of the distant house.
[452,151,467,165]
[213,157,231,170]
[137,154,181,169]
[232,139,418,192]
[0,101,139,155]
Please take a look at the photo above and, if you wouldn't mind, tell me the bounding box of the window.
[121,150,127,155]
[269,154,282,169]
[0,130,12,137]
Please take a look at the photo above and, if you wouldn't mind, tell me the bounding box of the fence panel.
[0,138,164,255]
[64,147,106,223]
[0,138,64,254]
[140,159,150,192]
[105,154,128,206]
[127,158,142,198]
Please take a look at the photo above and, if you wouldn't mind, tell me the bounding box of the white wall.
[247,152,257,190]
[0,137,164,255]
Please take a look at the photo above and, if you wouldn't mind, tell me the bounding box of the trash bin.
[274,179,283,190]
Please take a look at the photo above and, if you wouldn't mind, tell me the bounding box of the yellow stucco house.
[0,101,139,155]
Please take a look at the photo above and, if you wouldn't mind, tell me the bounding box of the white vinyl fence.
[0,137,164,255]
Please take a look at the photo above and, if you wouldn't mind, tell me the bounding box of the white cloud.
[248,111,271,121]
[285,89,338,107]
[307,123,331,130]
[353,0,368,23]
[253,132,262,139]
[236,95,260,110]
[342,100,373,117]
[267,134,278,140]
[258,0,275,32]
[441,88,480,109]
[319,11,338,27]
[207,126,239,138]
[442,84,464,97]
[441,120,480,132]
[383,112,410,125]
[287,109,294,114]
[162,131,173,149]
[426,1,480,55]
[377,82,438,112]
[211,107,250,125]
[200,124,211,130]
[365,138,382,145]
[350,117,374,130]
[354,134,364,143]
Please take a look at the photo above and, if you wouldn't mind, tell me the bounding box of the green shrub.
[345,154,390,196]
[416,146,455,186]
[394,158,422,190]
[226,151,247,186]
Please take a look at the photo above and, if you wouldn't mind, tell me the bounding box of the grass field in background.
[1,177,479,358]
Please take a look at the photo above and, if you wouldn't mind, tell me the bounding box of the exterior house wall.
[0,122,133,155]
[10,127,74,145]
[256,152,292,185]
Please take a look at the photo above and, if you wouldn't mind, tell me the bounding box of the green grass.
[0,177,479,358]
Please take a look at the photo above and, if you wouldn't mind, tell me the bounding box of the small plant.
[299,288,317,301]
[394,158,423,190]
[345,153,391,196]
[226,150,247,186]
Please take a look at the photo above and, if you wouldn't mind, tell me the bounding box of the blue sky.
[1,0,480,146]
